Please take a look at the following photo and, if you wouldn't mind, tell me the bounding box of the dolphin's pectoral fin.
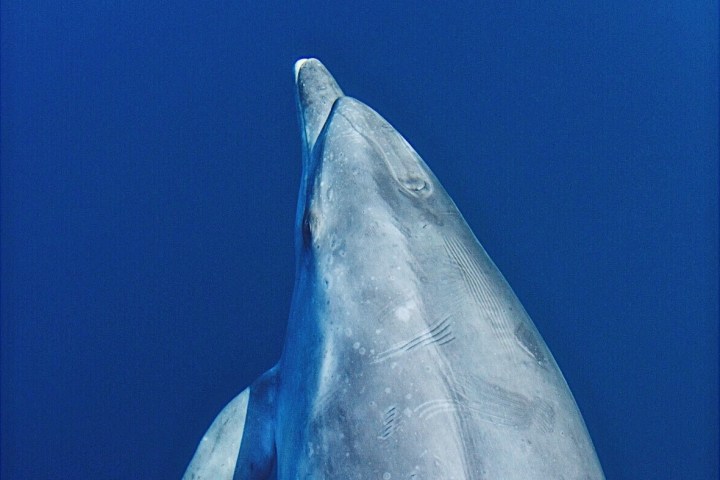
[182,388,251,480]
[183,366,278,480]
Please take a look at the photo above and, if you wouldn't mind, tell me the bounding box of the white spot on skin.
[395,299,419,323]
[383,473,391,480]
[385,387,391,394]
[353,342,360,350]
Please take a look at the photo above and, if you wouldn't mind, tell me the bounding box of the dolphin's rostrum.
[183,58,605,479]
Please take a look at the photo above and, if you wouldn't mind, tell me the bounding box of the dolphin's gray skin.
[184,59,605,479]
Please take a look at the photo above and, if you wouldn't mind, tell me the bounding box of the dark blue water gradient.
[2,2,717,478]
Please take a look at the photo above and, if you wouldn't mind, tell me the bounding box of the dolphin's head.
[293,59,454,284]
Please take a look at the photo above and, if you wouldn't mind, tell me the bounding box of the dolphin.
[183,58,605,479]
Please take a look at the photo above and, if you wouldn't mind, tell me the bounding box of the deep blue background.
[2,2,717,479]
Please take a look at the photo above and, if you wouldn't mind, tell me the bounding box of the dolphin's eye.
[302,209,313,245]
[402,175,428,193]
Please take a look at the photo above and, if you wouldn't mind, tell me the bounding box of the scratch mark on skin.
[414,376,555,432]
[443,235,519,359]
[378,405,400,440]
[372,316,456,364]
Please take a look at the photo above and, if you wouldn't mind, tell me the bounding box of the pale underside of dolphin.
[183,59,605,479]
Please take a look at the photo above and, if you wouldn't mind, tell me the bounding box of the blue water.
[1,2,717,478]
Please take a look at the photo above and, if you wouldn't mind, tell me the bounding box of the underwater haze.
[1,1,717,479]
